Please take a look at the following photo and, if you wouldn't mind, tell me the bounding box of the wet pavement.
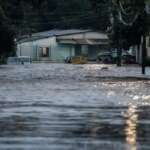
[0,64,150,150]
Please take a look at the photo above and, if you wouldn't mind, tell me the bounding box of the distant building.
[17,29,109,62]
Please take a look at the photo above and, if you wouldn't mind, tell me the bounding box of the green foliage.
[1,0,111,34]
[110,0,147,49]
[0,0,149,63]
[89,0,111,30]
[1,0,110,63]
[0,4,15,63]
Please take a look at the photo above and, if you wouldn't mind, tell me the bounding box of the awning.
[56,39,108,45]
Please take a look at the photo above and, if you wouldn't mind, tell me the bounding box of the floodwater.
[0,64,150,150]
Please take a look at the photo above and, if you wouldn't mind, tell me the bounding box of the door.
[75,45,81,56]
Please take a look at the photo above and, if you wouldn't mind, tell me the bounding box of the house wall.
[147,47,150,58]
[41,37,75,61]
[88,45,108,60]
[146,37,150,58]
[53,44,74,61]
[81,45,88,56]
[17,41,35,58]
[57,32,109,60]
[17,37,75,61]
[34,37,53,60]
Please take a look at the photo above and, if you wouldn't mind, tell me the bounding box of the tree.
[110,0,147,66]
[0,4,15,63]
[89,0,111,30]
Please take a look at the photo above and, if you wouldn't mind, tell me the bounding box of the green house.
[17,29,109,62]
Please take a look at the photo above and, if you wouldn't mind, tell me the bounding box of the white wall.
[34,37,52,60]
[17,36,75,61]
[81,45,88,56]
[57,32,108,40]
[17,42,33,57]
[147,47,150,58]
[51,37,75,61]
[146,36,150,58]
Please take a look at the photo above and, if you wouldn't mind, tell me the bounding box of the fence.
[7,56,32,65]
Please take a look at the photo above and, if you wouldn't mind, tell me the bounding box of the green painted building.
[17,29,109,62]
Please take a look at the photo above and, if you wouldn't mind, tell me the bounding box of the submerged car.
[121,54,136,64]
[65,56,73,63]
[97,51,136,64]
[97,52,113,64]
[65,56,87,64]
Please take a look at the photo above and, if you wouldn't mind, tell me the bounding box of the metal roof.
[32,29,91,37]
[17,29,91,43]
[57,39,108,45]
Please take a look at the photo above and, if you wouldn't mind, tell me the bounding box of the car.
[121,54,136,64]
[65,56,87,64]
[97,51,136,64]
[65,56,72,63]
[97,52,113,64]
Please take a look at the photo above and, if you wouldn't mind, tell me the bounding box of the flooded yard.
[0,64,150,150]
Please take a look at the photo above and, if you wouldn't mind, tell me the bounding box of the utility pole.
[142,34,146,74]
[142,1,150,74]
[117,39,122,67]
[142,9,147,75]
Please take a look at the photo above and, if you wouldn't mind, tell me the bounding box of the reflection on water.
[0,64,150,149]
[0,102,150,149]
[125,104,138,150]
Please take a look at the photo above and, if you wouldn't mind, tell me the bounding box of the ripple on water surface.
[0,102,150,150]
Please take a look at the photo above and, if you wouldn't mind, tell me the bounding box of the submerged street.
[0,64,150,150]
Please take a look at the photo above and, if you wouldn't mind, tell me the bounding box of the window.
[42,47,49,57]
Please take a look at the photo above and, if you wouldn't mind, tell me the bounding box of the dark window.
[42,47,49,57]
